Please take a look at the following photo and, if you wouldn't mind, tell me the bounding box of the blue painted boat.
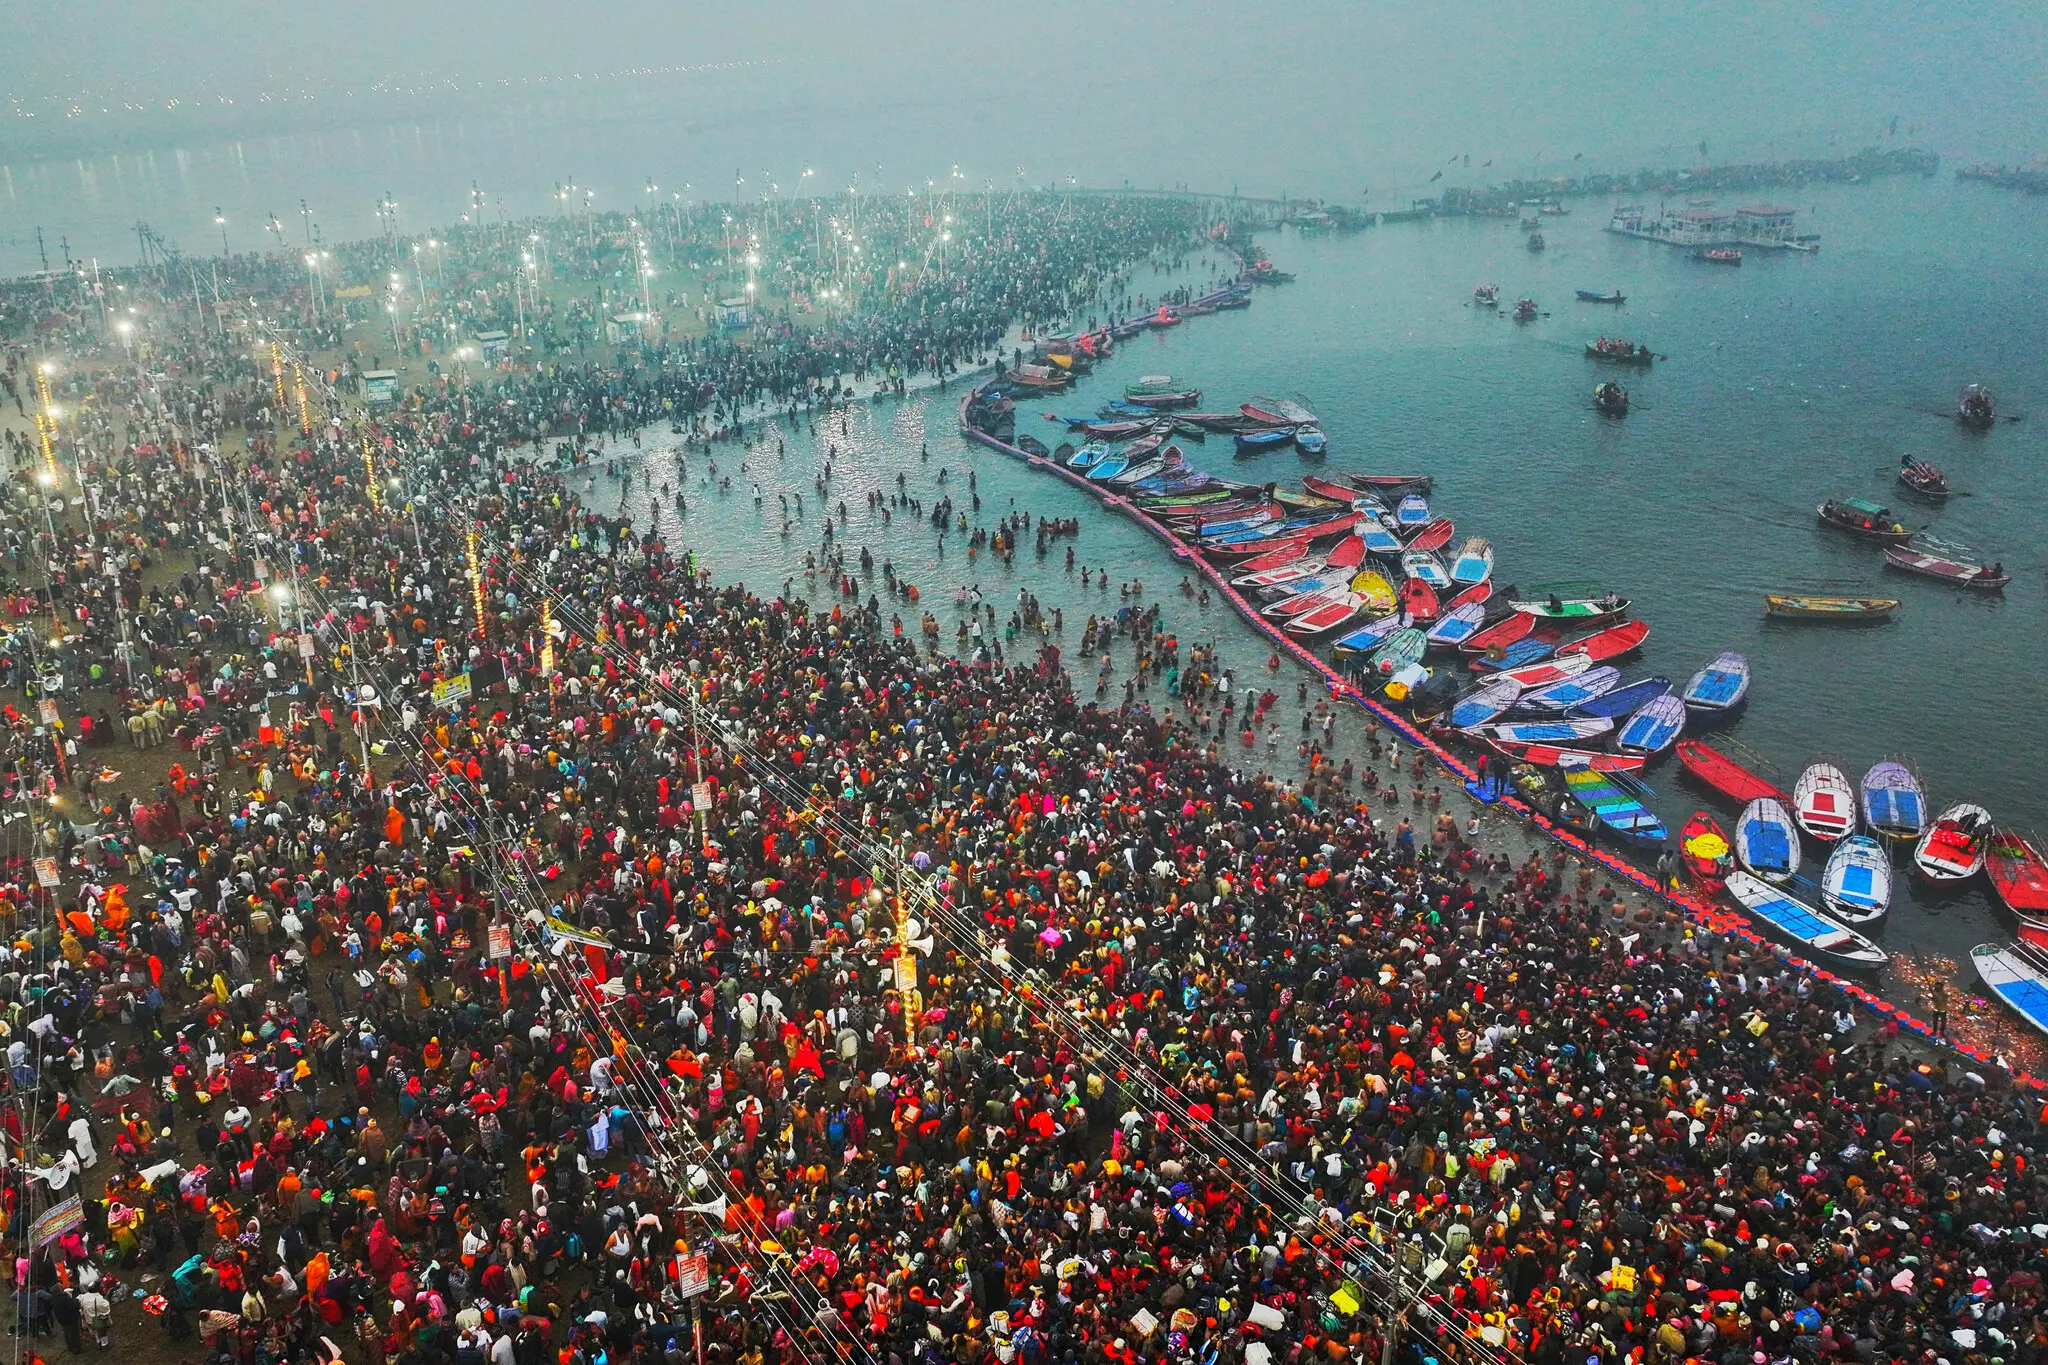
[1615,693,1686,756]
[1682,651,1751,716]
[1426,602,1488,650]
[1088,455,1131,481]
[1201,513,1349,548]
[1822,835,1893,925]
[1516,665,1621,714]
[1860,760,1928,844]
[1449,676,1524,728]
[1359,513,1406,558]
[1726,872,1888,971]
[1395,494,1430,530]
[1331,612,1405,657]
[1973,944,2048,1040]
[1560,766,1670,848]
[1471,717,1614,746]
[1736,796,1801,883]
[1293,425,1327,455]
[1402,550,1451,588]
[1067,442,1112,470]
[1472,637,1557,673]
[1565,676,1672,720]
[1449,537,1494,585]
[1234,427,1296,454]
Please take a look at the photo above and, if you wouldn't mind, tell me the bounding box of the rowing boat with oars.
[1764,594,1900,620]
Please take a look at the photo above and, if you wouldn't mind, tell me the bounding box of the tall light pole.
[214,207,229,255]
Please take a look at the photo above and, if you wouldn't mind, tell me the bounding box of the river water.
[582,171,2047,1055]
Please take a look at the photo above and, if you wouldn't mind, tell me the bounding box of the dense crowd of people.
[0,193,2040,1365]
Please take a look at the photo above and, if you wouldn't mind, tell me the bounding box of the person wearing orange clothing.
[384,806,406,846]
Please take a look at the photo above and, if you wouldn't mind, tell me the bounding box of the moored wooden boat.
[1400,575,1440,623]
[1764,594,1900,620]
[1330,612,1405,658]
[1576,290,1627,304]
[1682,651,1751,716]
[1615,693,1686,756]
[1449,537,1493,586]
[1470,636,1556,673]
[1401,549,1450,588]
[1566,675,1672,720]
[1821,835,1893,925]
[1556,619,1648,663]
[1860,761,1927,843]
[1510,593,1630,624]
[1425,601,1488,651]
[1347,473,1434,496]
[1681,811,1733,890]
[1394,494,1430,530]
[1364,627,1428,676]
[1490,652,1594,692]
[1353,568,1397,615]
[1988,831,2048,919]
[1233,427,1296,454]
[1470,717,1615,746]
[1406,517,1456,553]
[1487,740,1647,773]
[1358,512,1406,559]
[1725,872,1887,972]
[1460,611,1538,656]
[1560,766,1669,847]
[1974,944,2048,1037]
[1283,594,1373,637]
[1515,665,1622,715]
[1914,803,1992,883]
[1677,740,1788,806]
[1736,797,1801,883]
[1792,763,1858,843]
[1448,677,1523,729]
[1293,425,1327,455]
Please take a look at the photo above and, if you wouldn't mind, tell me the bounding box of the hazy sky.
[1,0,2043,267]
[5,0,2045,166]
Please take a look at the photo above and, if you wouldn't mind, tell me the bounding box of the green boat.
[1509,590,1631,623]
[1139,488,1239,509]
[1364,627,1428,676]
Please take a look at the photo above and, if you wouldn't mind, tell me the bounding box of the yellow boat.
[1355,569,1397,615]
[1764,594,1900,620]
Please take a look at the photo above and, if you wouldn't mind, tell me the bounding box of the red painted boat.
[1402,576,1440,623]
[1489,740,1648,773]
[1234,538,1313,573]
[1444,580,1493,612]
[1324,535,1367,570]
[1347,473,1435,495]
[1202,512,1364,557]
[1681,811,1734,891]
[1301,474,1367,505]
[1459,611,1537,656]
[1556,619,1650,663]
[1675,740,1788,806]
[1406,517,1456,553]
[1988,831,2048,921]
